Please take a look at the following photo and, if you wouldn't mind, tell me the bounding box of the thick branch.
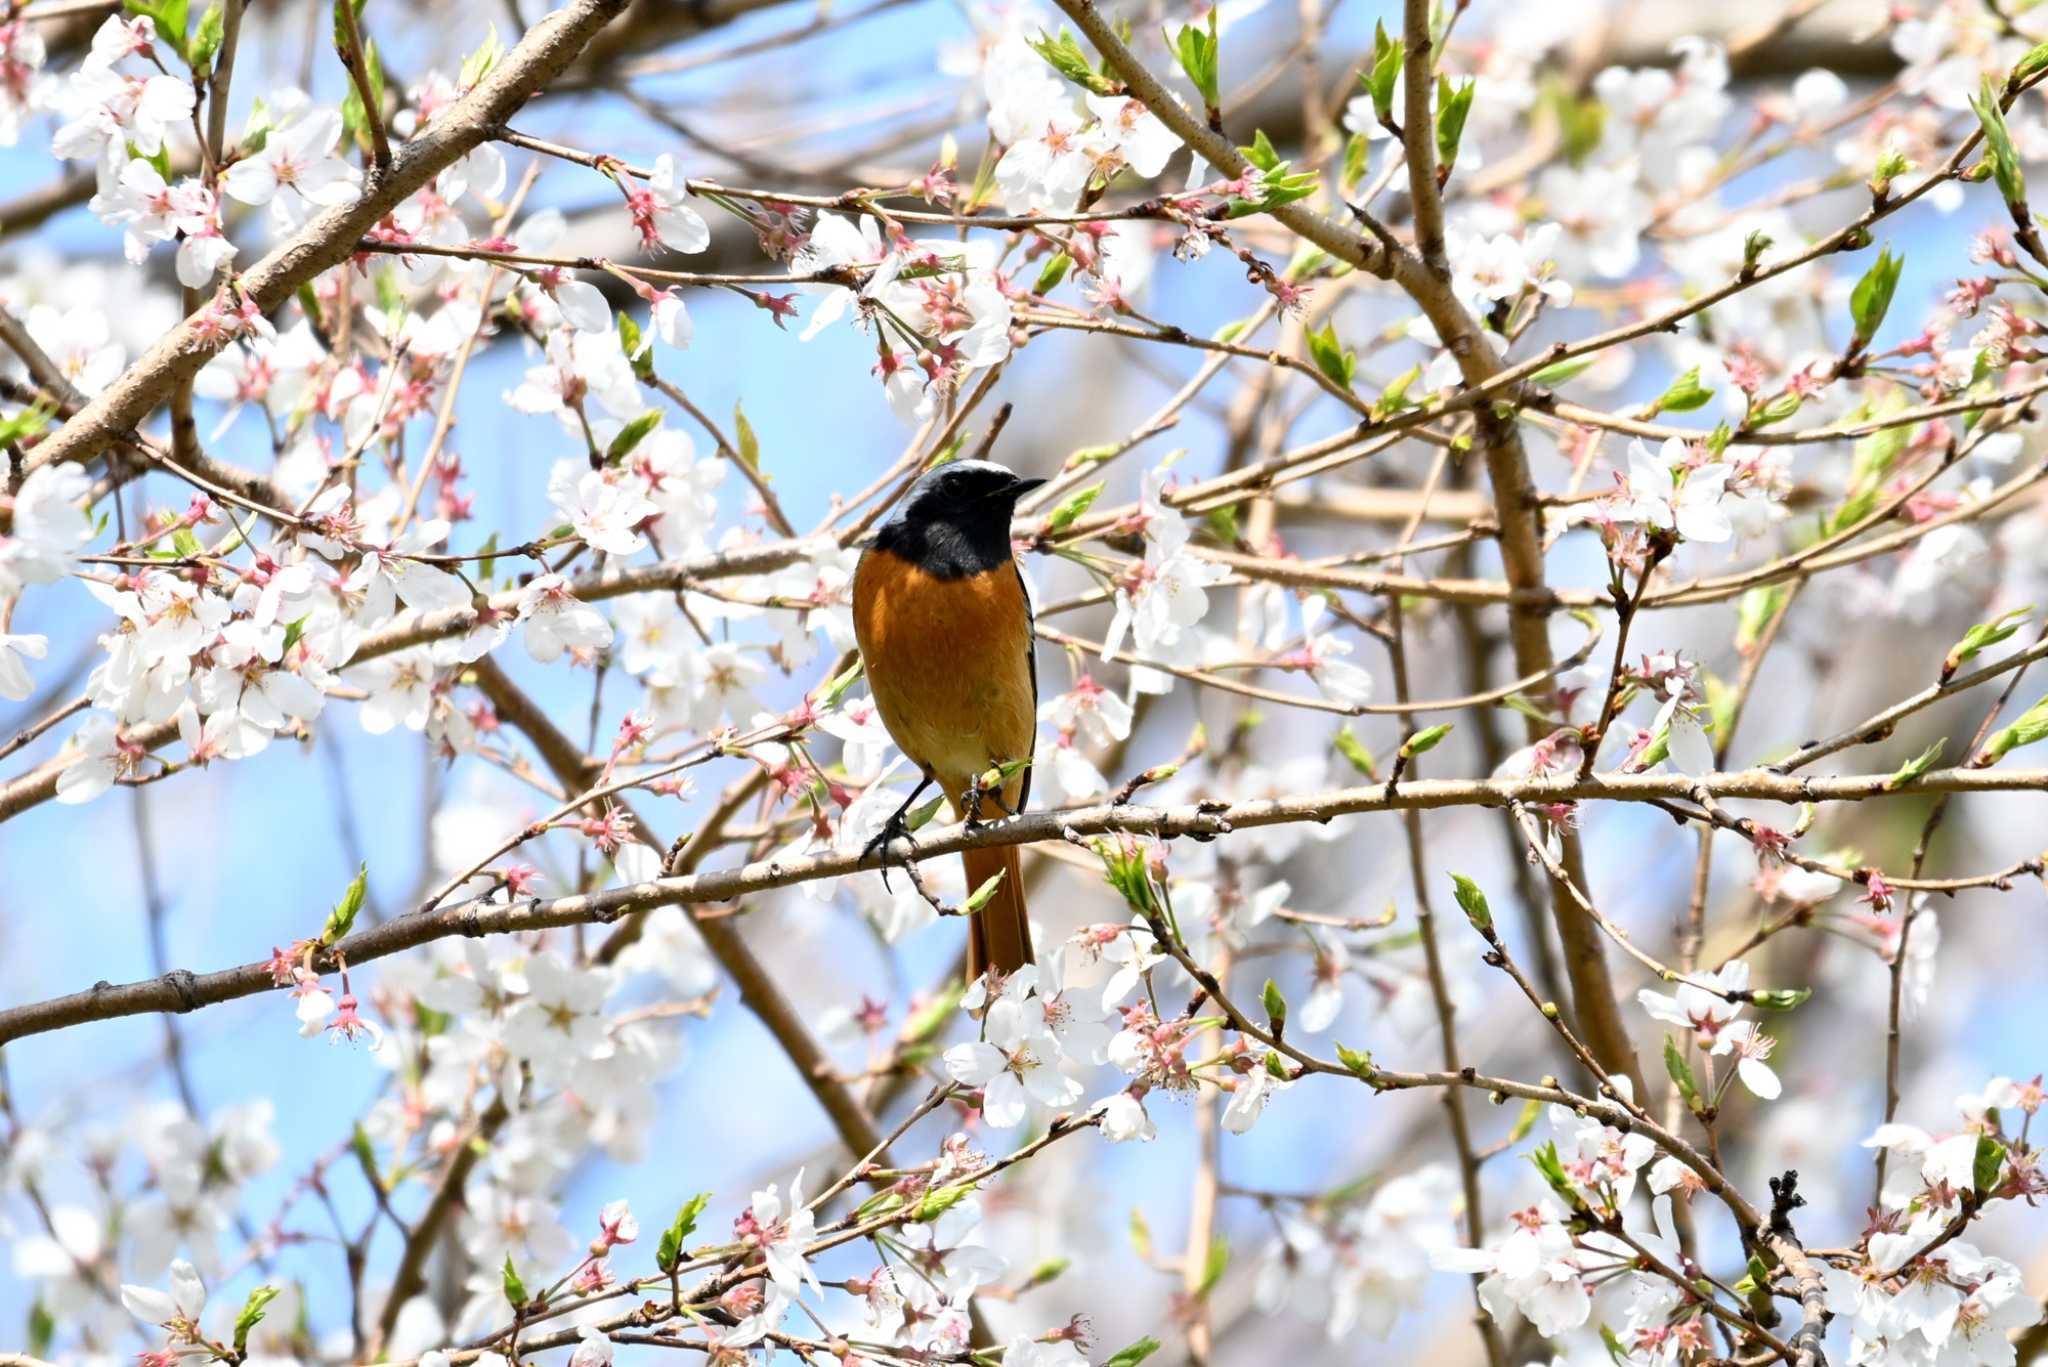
[1,763,2039,1048]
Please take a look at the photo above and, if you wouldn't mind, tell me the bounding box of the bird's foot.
[960,766,1019,826]
[860,808,919,891]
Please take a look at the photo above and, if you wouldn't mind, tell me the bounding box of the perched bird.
[851,459,1046,980]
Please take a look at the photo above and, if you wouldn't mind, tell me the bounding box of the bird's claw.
[861,810,919,890]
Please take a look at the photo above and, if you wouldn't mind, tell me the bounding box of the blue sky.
[5,1,2048,1361]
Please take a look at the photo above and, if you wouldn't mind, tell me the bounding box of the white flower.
[520,573,613,662]
[1084,93,1180,177]
[1096,1089,1156,1142]
[943,992,1084,1127]
[567,1328,612,1367]
[1297,595,1373,706]
[638,154,710,253]
[1001,1339,1088,1367]
[548,461,658,556]
[1621,437,1733,543]
[1791,68,1848,118]
[120,1257,205,1326]
[0,20,47,148]
[1103,469,1227,661]
[1714,1019,1781,1100]
[25,303,123,396]
[0,464,94,593]
[505,328,643,430]
[1222,1060,1290,1133]
[50,65,193,165]
[294,980,335,1036]
[1638,959,1749,1045]
[55,713,133,803]
[1434,1199,1591,1336]
[742,1170,820,1298]
[222,108,359,225]
[0,632,47,701]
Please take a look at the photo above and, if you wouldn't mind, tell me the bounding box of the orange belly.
[852,548,1036,811]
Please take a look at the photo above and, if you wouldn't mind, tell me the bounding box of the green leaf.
[1982,694,2048,762]
[1750,988,1812,1011]
[501,1254,527,1309]
[605,410,662,466]
[127,0,192,62]
[1735,584,1788,654]
[1374,363,1421,417]
[1552,87,1604,164]
[189,1,224,70]
[321,863,368,945]
[1169,8,1219,109]
[2015,39,2048,87]
[1974,1135,2006,1194]
[1044,481,1103,535]
[1434,76,1476,173]
[1305,321,1355,388]
[912,1181,977,1222]
[472,532,500,584]
[0,401,54,448]
[656,1192,710,1272]
[458,23,503,89]
[1027,27,1115,94]
[1261,978,1287,1027]
[1034,251,1072,295]
[1531,355,1594,387]
[1197,1237,1229,1298]
[1849,245,1902,350]
[1240,128,1284,173]
[1400,723,1452,758]
[1506,1097,1542,1144]
[618,309,648,367]
[1335,1042,1374,1079]
[1528,1140,1577,1204]
[1203,502,1240,545]
[733,400,761,471]
[1946,606,2030,677]
[1019,1256,1070,1290]
[962,871,1006,915]
[1333,723,1376,777]
[338,23,386,146]
[1128,1206,1152,1259]
[1663,1036,1701,1107]
[1449,873,1492,934]
[1363,22,1403,125]
[1747,392,1803,429]
[1104,1336,1162,1367]
[233,1286,282,1353]
[1886,738,1946,790]
[27,1301,53,1358]
[1340,131,1369,191]
[1972,77,2028,206]
[1650,365,1715,415]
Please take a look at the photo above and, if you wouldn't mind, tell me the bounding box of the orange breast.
[852,548,1037,810]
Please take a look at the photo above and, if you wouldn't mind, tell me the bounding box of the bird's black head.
[871,459,1046,579]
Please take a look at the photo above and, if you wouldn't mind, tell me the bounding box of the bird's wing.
[1014,559,1036,814]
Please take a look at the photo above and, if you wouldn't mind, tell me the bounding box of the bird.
[851,458,1046,982]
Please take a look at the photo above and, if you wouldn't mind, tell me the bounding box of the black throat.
[871,509,1014,580]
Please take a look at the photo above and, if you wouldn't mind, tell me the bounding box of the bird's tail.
[963,842,1033,982]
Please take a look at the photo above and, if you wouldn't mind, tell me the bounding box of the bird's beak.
[1012,477,1048,496]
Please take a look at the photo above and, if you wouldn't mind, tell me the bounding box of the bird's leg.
[861,772,934,890]
[961,762,1021,824]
